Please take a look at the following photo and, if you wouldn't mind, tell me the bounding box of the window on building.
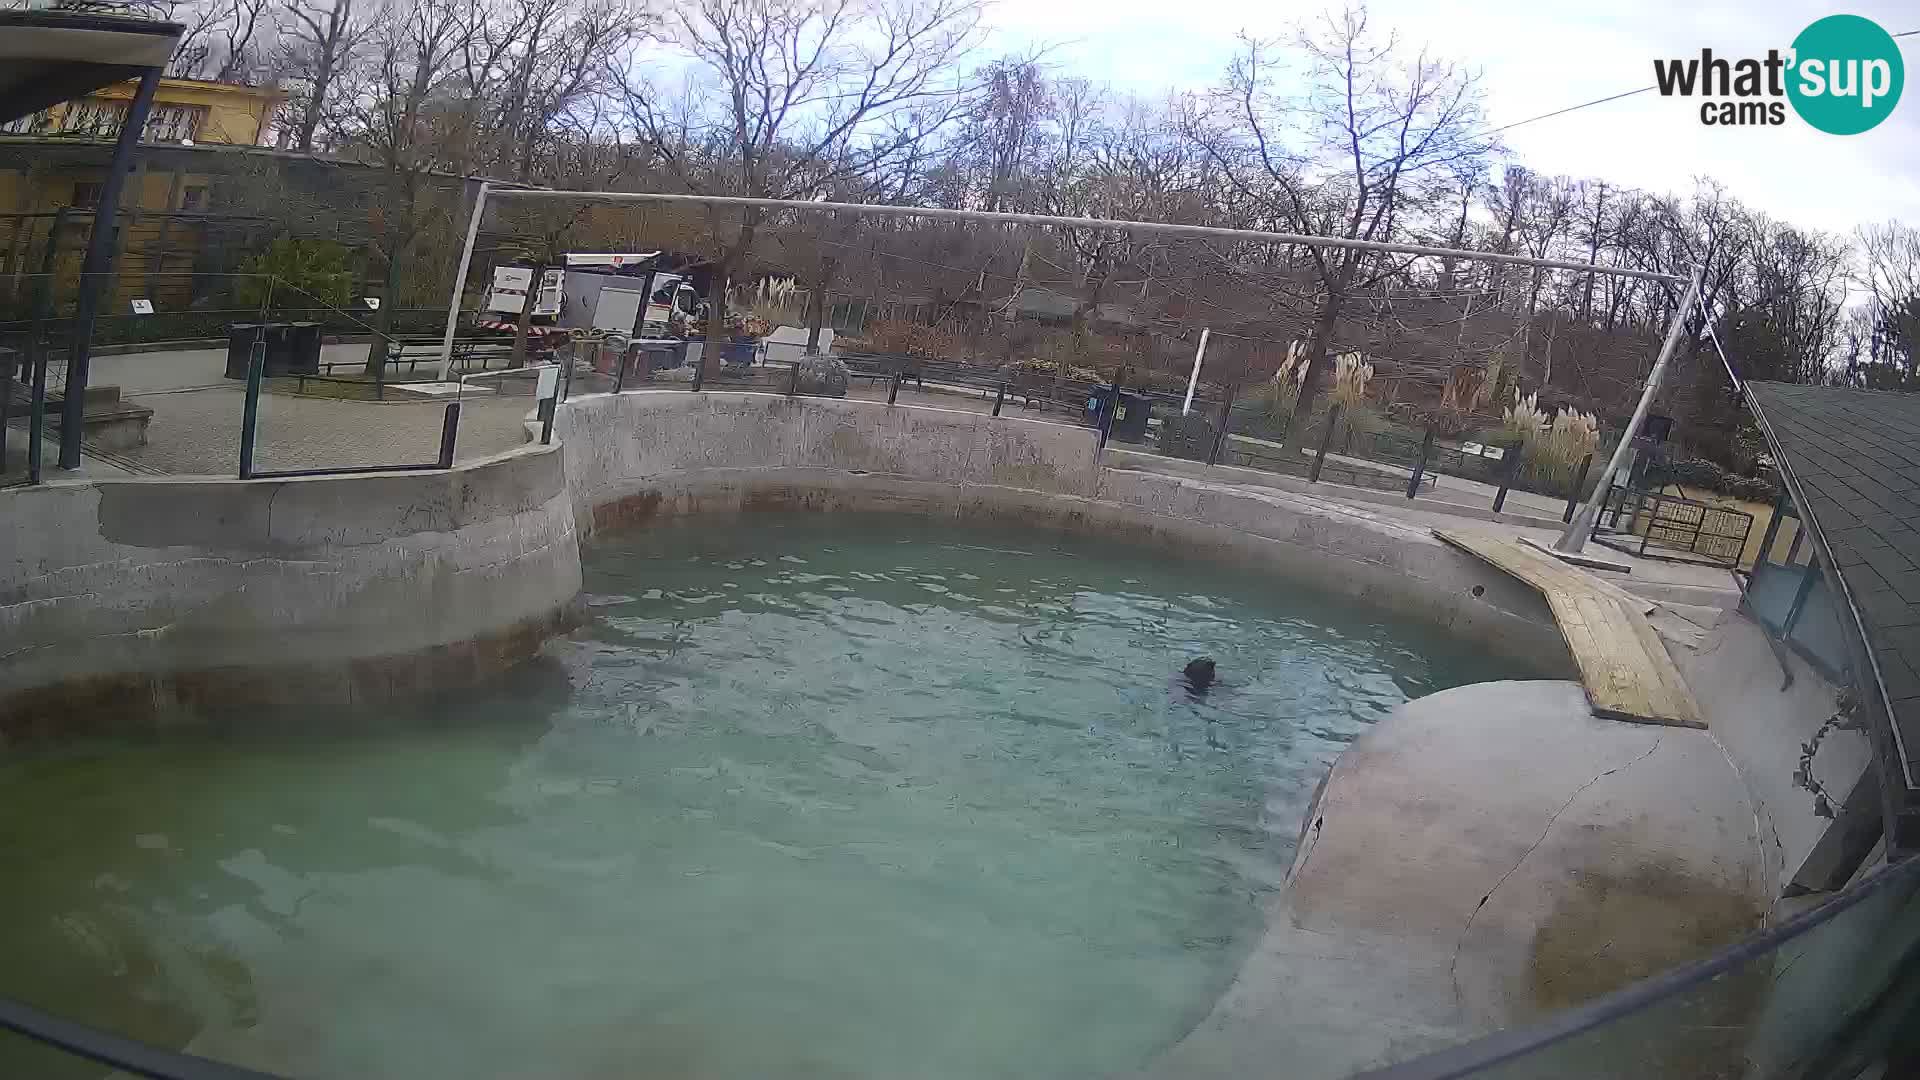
[60,100,127,138]
[44,99,208,142]
[180,186,209,213]
[0,109,57,135]
[145,104,207,142]
[70,182,104,209]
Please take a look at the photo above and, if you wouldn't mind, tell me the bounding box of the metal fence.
[1594,486,1756,568]
[0,272,544,486]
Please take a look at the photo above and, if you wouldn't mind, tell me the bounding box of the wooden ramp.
[1435,529,1705,729]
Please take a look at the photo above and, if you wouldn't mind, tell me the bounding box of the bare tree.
[163,0,276,80]
[277,0,371,152]
[333,0,484,373]
[1855,220,1920,386]
[611,0,984,362]
[1186,5,1493,412]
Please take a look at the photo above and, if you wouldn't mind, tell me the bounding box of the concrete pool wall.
[0,389,1580,728]
[556,391,1575,676]
[0,442,581,735]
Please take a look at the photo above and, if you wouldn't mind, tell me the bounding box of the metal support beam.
[489,189,1687,283]
[1182,328,1210,415]
[435,181,490,381]
[1556,265,1705,554]
[59,65,160,470]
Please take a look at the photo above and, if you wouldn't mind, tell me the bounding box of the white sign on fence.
[535,364,560,401]
[129,299,154,315]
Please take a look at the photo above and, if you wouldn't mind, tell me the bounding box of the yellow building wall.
[1,78,276,308]
[27,78,279,147]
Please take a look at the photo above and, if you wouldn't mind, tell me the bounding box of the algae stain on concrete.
[1524,856,1765,1076]
[1529,857,1762,1010]
[821,423,904,475]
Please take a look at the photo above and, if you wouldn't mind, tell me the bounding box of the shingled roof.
[1745,382,1920,819]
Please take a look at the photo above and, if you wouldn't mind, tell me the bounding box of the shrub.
[234,236,354,311]
[1330,350,1375,410]
[1501,390,1548,446]
[1010,356,1102,382]
[854,319,965,359]
[1661,457,1777,503]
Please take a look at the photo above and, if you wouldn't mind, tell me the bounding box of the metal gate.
[1595,487,1754,568]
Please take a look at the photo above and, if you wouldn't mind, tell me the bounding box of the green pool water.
[0,513,1516,1079]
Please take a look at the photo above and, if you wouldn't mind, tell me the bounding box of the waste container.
[285,322,323,375]
[225,323,262,379]
[636,340,682,371]
[228,322,295,376]
[1083,385,1152,443]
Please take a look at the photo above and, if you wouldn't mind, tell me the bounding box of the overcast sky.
[982,0,1919,237]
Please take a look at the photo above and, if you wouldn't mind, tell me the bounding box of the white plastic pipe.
[1182,328,1210,416]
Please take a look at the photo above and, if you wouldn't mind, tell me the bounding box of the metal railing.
[1594,486,1755,568]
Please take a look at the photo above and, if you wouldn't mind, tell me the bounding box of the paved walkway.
[78,345,535,476]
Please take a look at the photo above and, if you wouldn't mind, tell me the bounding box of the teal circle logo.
[1787,15,1904,135]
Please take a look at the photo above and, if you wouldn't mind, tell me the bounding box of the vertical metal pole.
[1565,454,1595,523]
[1208,380,1236,466]
[27,351,47,484]
[887,371,901,404]
[635,268,658,336]
[1494,443,1523,513]
[993,382,1005,417]
[613,345,630,393]
[436,181,490,381]
[1181,328,1210,416]
[788,361,800,396]
[438,400,461,468]
[1,352,12,469]
[1557,264,1704,552]
[238,345,264,478]
[1310,404,1342,483]
[691,346,705,392]
[1406,429,1434,499]
[1098,367,1126,451]
[61,67,161,470]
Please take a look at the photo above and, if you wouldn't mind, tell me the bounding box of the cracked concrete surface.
[1148,680,1765,1080]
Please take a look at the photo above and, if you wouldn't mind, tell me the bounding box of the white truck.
[486,254,705,335]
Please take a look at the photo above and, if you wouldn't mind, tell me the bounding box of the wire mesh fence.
[0,271,541,483]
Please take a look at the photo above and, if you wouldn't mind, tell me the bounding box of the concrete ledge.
[0,603,578,741]
[1152,680,1767,1080]
[0,442,583,735]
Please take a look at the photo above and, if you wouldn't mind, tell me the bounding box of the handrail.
[0,996,280,1080]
